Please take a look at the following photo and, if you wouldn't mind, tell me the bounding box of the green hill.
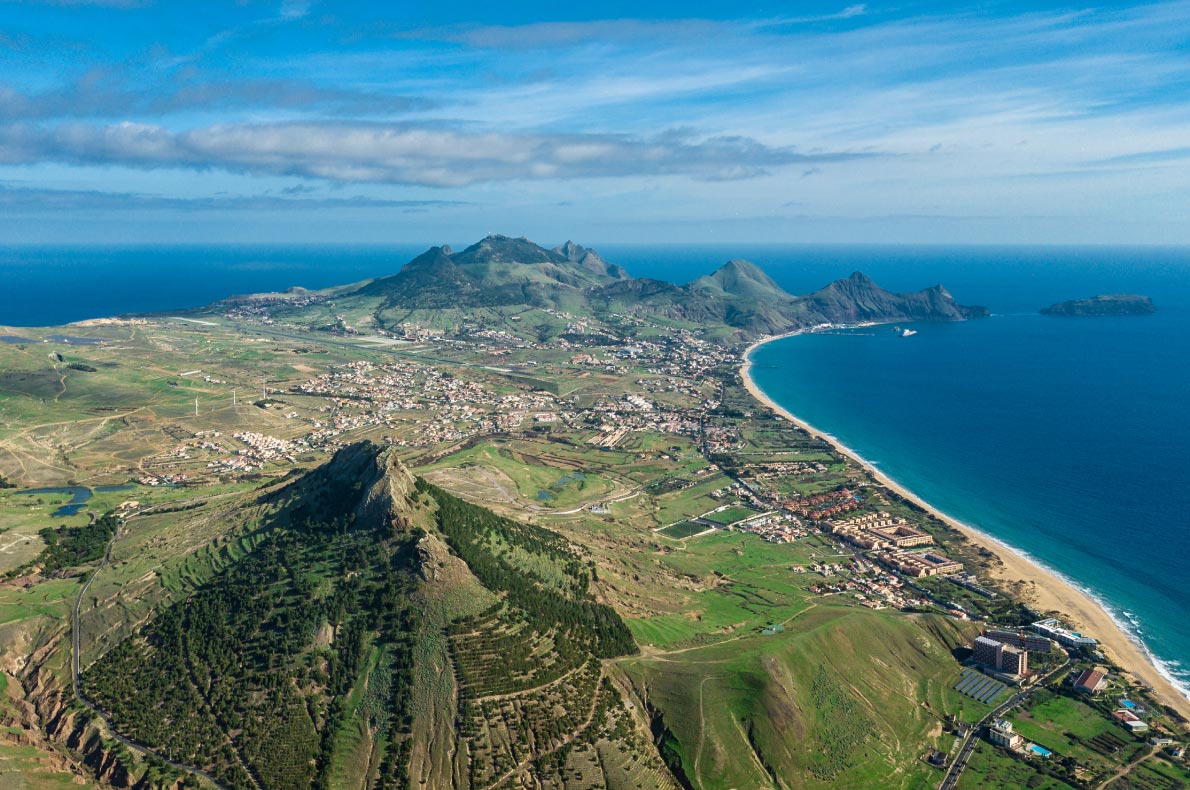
[690,259,792,303]
[356,235,620,311]
[79,443,658,790]
[621,609,977,790]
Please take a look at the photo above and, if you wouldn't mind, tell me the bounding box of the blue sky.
[2,1,1190,244]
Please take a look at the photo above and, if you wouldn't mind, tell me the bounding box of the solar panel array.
[954,668,1007,705]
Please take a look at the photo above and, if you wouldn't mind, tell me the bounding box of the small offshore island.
[1041,293,1156,316]
[0,236,1187,790]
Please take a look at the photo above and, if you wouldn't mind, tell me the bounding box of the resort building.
[827,511,934,549]
[973,635,1029,678]
[1073,668,1109,695]
[987,719,1024,750]
[866,522,934,547]
[1032,618,1097,647]
[880,550,963,578]
[1000,645,1028,677]
[973,636,1001,667]
[986,628,1054,653]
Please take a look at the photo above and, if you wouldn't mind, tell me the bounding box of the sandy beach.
[740,333,1190,721]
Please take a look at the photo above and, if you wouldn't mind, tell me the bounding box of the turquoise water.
[742,247,1190,702]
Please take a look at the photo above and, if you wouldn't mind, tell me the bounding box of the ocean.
[717,246,1190,701]
[2,242,1188,698]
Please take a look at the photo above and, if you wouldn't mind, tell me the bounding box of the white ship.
[901,328,917,337]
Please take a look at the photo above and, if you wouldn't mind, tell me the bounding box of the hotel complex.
[827,512,934,549]
[1032,618,1098,647]
[985,628,1055,653]
[973,635,1029,677]
[879,549,964,578]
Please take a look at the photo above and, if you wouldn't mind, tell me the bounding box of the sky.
[1,0,1190,245]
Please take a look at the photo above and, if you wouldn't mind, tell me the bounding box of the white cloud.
[0,121,875,186]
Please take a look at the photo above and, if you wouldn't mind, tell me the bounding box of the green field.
[701,505,758,525]
[626,531,841,649]
[657,521,712,539]
[958,740,1076,790]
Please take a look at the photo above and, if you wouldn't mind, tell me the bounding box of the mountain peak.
[692,259,791,302]
[555,240,586,261]
[453,234,566,265]
[799,272,987,323]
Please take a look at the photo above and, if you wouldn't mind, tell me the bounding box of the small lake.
[15,484,134,517]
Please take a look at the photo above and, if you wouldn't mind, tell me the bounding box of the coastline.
[740,331,1190,721]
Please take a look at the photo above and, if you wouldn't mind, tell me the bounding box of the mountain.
[591,263,986,335]
[356,234,622,309]
[790,271,989,325]
[691,259,792,303]
[79,442,651,790]
[554,240,630,280]
[1041,293,1156,316]
[309,236,986,336]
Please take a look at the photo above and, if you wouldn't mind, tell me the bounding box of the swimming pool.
[1120,699,1137,709]
[1028,744,1052,758]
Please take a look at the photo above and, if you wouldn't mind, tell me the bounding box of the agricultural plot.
[701,505,758,525]
[656,521,711,539]
[418,441,624,511]
[652,473,733,527]
[1119,759,1190,790]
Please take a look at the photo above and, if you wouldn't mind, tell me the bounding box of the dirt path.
[693,674,727,785]
[470,664,585,705]
[1096,745,1155,790]
[480,667,606,790]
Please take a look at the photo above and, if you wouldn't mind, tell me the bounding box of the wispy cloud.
[0,74,431,121]
[1090,146,1190,166]
[4,1,1190,242]
[0,183,470,212]
[0,121,876,186]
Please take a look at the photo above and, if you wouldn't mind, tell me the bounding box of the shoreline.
[740,330,1190,721]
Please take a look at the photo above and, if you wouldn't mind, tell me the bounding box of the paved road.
[71,516,230,790]
[939,654,1073,790]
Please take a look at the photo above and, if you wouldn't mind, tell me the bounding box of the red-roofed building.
[1073,668,1108,695]
[1112,709,1149,733]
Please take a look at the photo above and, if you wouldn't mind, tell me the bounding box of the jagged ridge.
[348,234,986,334]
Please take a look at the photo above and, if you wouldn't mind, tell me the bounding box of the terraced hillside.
[75,443,675,790]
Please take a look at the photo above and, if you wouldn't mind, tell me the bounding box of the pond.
[15,484,134,517]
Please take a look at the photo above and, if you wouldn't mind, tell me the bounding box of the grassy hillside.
[620,608,977,790]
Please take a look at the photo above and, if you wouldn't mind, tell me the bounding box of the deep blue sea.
[2,243,1188,699]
